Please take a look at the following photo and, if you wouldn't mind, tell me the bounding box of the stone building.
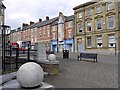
[73,1,120,55]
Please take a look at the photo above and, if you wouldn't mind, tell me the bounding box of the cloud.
[3,0,90,29]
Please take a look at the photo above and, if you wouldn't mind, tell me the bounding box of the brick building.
[73,1,120,55]
[11,12,74,52]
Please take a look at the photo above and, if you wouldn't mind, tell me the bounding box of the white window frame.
[47,30,50,37]
[96,36,102,47]
[108,35,115,47]
[68,32,72,38]
[52,26,56,31]
[68,21,73,27]
[52,33,56,40]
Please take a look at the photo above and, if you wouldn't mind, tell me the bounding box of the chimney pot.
[39,18,42,22]
[46,16,49,20]
[30,21,34,25]
[22,23,29,28]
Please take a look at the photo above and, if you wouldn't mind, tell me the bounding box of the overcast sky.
[3,0,90,29]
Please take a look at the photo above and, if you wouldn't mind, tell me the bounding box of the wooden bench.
[78,53,98,63]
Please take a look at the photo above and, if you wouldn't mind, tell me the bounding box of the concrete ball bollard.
[17,62,43,88]
[48,54,56,61]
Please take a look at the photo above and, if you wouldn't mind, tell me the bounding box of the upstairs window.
[77,24,82,33]
[68,32,72,38]
[107,3,113,10]
[86,21,92,31]
[108,16,114,29]
[52,26,56,31]
[96,19,102,30]
[96,6,101,13]
[86,9,91,16]
[47,30,50,37]
[77,12,82,19]
[68,21,73,27]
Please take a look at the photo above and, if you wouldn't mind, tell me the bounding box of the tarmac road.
[43,53,118,88]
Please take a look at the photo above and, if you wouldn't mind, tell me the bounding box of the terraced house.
[11,12,74,52]
[73,1,120,55]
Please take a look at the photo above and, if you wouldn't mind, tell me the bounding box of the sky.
[3,0,90,29]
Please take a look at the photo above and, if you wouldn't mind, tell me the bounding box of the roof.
[0,1,6,9]
[52,15,74,26]
[65,15,74,22]
[73,1,96,10]
[22,17,58,30]
[22,15,74,30]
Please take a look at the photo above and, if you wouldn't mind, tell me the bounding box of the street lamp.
[115,38,117,55]
[1,24,11,71]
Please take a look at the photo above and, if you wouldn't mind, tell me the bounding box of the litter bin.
[63,50,69,59]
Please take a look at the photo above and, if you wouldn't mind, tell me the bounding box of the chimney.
[22,23,29,27]
[59,12,63,15]
[39,18,42,22]
[46,16,49,20]
[30,21,34,25]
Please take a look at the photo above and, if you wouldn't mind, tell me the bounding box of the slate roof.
[65,15,74,22]
[0,1,6,9]
[52,15,74,26]
[22,15,74,30]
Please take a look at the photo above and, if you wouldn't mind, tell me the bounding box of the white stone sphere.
[48,54,56,61]
[17,62,43,88]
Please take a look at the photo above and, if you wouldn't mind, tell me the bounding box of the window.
[86,37,91,48]
[96,6,101,13]
[77,12,82,19]
[47,25,50,30]
[43,26,45,29]
[86,21,91,31]
[43,31,46,37]
[108,16,114,28]
[68,21,73,27]
[77,24,82,33]
[86,9,91,16]
[47,30,50,37]
[108,35,115,47]
[68,32,72,38]
[58,32,63,38]
[107,3,113,10]
[96,36,102,47]
[96,19,102,30]
[58,23,64,30]
[52,26,56,31]
[0,8,4,15]
[52,33,56,39]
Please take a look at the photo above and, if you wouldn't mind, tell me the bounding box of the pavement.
[0,52,119,88]
[43,52,118,88]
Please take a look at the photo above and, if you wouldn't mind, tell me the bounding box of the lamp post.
[1,24,11,71]
[115,39,117,55]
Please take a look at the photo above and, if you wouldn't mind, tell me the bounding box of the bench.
[78,53,98,63]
